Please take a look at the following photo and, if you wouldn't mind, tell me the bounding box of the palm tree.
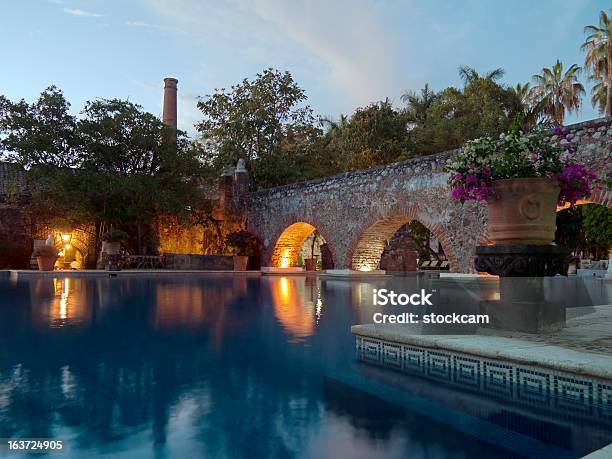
[509,82,545,129]
[531,60,585,125]
[458,65,505,85]
[401,83,437,123]
[581,10,612,115]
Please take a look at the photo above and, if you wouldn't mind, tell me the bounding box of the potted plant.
[226,231,260,271]
[304,231,319,271]
[447,128,596,245]
[33,245,59,271]
[101,228,128,255]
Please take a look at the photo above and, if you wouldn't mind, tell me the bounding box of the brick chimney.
[162,77,178,128]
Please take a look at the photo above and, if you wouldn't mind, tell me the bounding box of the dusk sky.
[2,0,609,135]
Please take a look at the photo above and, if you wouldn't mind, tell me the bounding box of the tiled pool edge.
[351,324,612,380]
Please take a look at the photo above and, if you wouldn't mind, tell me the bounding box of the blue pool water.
[0,274,610,458]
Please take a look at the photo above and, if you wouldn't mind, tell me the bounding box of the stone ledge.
[351,319,612,380]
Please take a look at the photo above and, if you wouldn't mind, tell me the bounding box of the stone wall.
[248,117,612,273]
[164,253,234,270]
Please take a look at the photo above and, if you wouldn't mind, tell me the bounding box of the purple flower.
[554,126,564,135]
[530,154,538,161]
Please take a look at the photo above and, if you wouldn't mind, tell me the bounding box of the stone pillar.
[162,77,178,128]
[218,166,234,208]
[233,159,249,200]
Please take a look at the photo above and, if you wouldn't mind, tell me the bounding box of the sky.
[1,0,609,136]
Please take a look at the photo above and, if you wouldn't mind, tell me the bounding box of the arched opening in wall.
[555,202,611,267]
[351,217,449,272]
[271,222,333,269]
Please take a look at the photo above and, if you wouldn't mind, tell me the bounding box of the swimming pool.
[0,274,610,458]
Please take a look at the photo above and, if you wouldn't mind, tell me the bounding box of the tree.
[508,82,546,130]
[582,204,612,255]
[531,60,585,125]
[408,76,522,155]
[401,83,438,124]
[321,100,411,171]
[0,89,205,256]
[581,10,612,116]
[196,68,319,188]
[457,65,505,85]
[0,86,79,167]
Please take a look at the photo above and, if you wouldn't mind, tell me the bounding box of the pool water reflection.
[0,274,609,458]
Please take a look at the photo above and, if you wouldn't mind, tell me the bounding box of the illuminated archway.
[271,222,316,268]
[350,215,454,272]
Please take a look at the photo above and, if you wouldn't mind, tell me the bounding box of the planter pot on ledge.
[304,258,317,271]
[487,177,559,245]
[37,256,57,271]
[233,255,248,271]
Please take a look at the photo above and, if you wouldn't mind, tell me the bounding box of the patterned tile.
[427,351,452,381]
[516,367,551,406]
[597,382,612,421]
[483,360,514,397]
[354,335,612,426]
[554,376,593,415]
[382,343,402,369]
[403,346,426,374]
[453,355,481,389]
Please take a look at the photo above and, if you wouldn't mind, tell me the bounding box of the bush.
[226,231,261,256]
[102,228,128,243]
[32,245,58,258]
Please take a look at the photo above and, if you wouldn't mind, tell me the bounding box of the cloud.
[126,20,163,29]
[137,0,401,110]
[62,8,102,18]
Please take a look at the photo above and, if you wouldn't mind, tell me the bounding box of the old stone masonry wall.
[248,117,612,273]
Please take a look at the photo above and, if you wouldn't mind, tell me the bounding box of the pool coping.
[1,269,263,278]
[581,442,612,458]
[351,323,612,380]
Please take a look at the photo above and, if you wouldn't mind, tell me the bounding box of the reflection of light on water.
[315,296,323,324]
[280,277,290,301]
[271,277,314,342]
[59,278,70,319]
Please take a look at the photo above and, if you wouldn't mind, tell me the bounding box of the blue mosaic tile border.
[356,335,612,425]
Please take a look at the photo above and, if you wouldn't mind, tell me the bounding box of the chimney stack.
[162,77,178,128]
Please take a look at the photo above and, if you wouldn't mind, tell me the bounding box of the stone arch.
[347,208,460,272]
[268,220,336,268]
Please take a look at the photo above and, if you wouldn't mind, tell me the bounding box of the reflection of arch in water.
[268,276,315,342]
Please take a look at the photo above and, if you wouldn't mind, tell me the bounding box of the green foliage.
[32,245,58,257]
[226,230,261,256]
[0,86,79,167]
[0,89,206,254]
[556,204,611,258]
[102,228,129,243]
[322,100,411,171]
[582,204,612,248]
[196,68,320,189]
[408,77,522,155]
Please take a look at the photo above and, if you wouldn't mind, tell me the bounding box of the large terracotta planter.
[37,256,57,271]
[233,255,248,271]
[102,241,121,255]
[304,258,318,271]
[488,178,559,245]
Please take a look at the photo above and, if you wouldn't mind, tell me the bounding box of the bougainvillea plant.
[446,127,597,206]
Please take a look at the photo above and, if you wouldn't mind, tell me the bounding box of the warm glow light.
[64,244,71,250]
[279,249,291,269]
[59,278,69,319]
[279,277,290,301]
[557,199,591,211]
[61,234,72,242]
